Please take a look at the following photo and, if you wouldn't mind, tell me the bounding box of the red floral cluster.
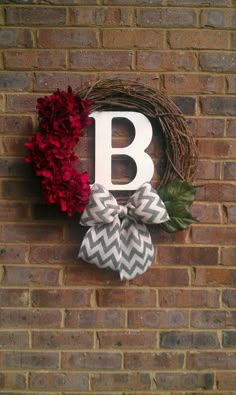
[25,87,91,216]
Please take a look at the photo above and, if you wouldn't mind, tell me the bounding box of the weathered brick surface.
[32,331,94,349]
[160,331,220,349]
[30,372,89,391]
[62,352,122,369]
[0,1,235,393]
[4,50,66,70]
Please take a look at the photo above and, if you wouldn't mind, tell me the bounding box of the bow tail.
[119,218,154,281]
[78,217,121,272]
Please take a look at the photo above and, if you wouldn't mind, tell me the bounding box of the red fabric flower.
[25,87,91,216]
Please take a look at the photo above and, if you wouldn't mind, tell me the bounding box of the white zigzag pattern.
[79,183,169,280]
[79,222,121,271]
[119,220,154,280]
[81,186,119,225]
[128,184,169,224]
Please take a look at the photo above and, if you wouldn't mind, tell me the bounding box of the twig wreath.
[25,79,199,232]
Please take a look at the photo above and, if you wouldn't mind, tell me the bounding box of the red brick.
[191,310,236,329]
[91,373,151,391]
[0,28,33,48]
[69,50,133,70]
[0,158,33,177]
[188,351,236,370]
[62,352,121,369]
[0,351,59,369]
[159,289,220,308]
[217,373,236,390]
[0,288,29,307]
[5,7,66,25]
[227,119,236,137]
[187,118,225,138]
[192,226,236,245]
[0,136,28,156]
[31,245,78,264]
[227,76,236,93]
[6,93,41,113]
[201,97,236,116]
[65,309,125,329]
[132,268,189,287]
[163,74,224,94]
[0,245,29,263]
[223,290,236,307]
[5,50,66,70]
[51,0,97,3]
[196,183,236,202]
[167,0,231,5]
[195,160,221,180]
[38,29,98,48]
[2,180,42,200]
[168,30,229,49]
[2,224,63,242]
[32,331,94,349]
[33,72,97,92]
[0,71,32,91]
[104,7,133,25]
[31,289,92,307]
[160,331,220,349]
[200,53,236,73]
[232,32,236,49]
[0,53,3,69]
[157,246,219,266]
[3,266,60,286]
[155,372,213,391]
[96,288,156,307]
[0,372,26,390]
[172,96,196,115]
[191,203,221,223]
[137,9,196,27]
[221,247,236,265]
[104,0,162,4]
[128,310,188,329]
[201,9,236,28]
[99,72,159,88]
[103,29,165,49]
[124,352,184,370]
[0,309,62,328]
[0,392,57,395]
[0,331,29,349]
[98,330,156,349]
[70,7,133,26]
[0,115,33,135]
[223,331,236,347]
[64,264,122,286]
[30,372,89,391]
[137,51,196,72]
[224,204,236,223]
[198,139,236,159]
[193,268,236,287]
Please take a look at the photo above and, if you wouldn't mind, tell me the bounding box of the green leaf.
[158,179,200,233]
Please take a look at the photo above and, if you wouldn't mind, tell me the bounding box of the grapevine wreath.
[25,79,199,232]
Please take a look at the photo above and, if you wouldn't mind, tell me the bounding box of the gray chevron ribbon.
[78,183,169,280]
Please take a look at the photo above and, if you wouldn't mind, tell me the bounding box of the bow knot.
[78,183,169,280]
[118,205,128,219]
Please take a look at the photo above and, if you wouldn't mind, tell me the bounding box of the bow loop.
[80,184,120,226]
[126,182,170,224]
[79,183,170,280]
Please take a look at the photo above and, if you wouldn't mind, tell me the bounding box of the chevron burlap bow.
[78,183,169,280]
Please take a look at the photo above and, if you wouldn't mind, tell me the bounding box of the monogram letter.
[92,111,154,190]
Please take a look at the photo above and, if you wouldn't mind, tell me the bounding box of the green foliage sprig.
[159,179,201,233]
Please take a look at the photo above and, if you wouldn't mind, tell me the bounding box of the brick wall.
[0,0,236,394]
